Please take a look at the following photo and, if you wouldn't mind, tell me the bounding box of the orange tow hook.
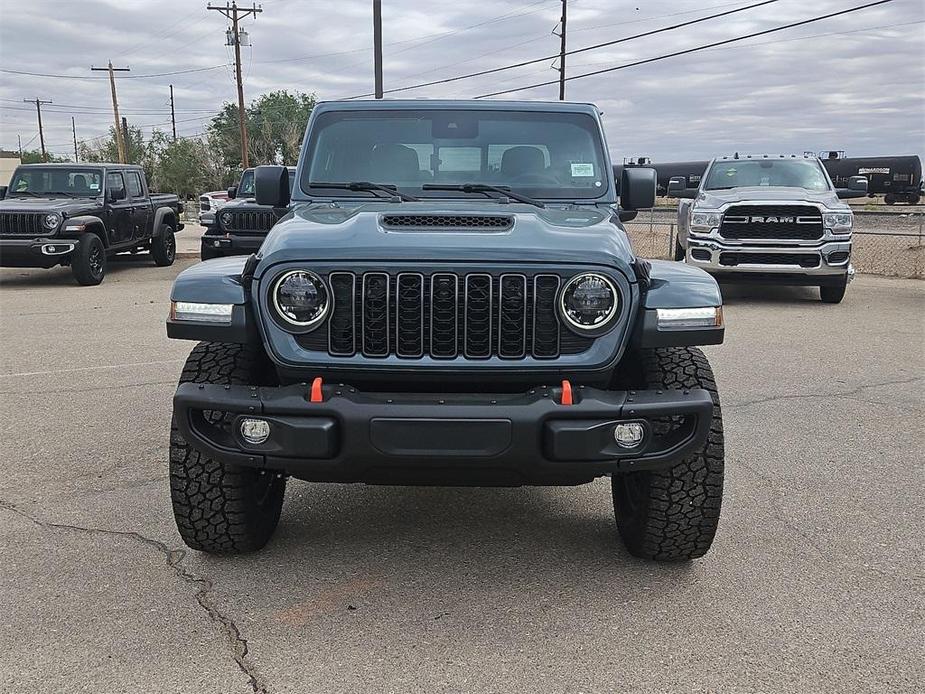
[560,379,573,406]
[309,377,324,403]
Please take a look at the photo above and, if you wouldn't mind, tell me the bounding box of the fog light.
[614,422,645,448]
[240,418,270,445]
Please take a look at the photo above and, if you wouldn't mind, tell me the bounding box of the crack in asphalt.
[0,380,177,396]
[0,499,268,694]
[724,376,923,410]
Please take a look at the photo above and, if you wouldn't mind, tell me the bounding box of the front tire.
[673,238,685,261]
[71,234,106,285]
[151,223,176,266]
[169,342,286,554]
[820,276,848,303]
[612,347,724,561]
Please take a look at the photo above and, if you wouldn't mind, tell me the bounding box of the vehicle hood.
[0,197,102,214]
[255,201,636,278]
[696,186,847,210]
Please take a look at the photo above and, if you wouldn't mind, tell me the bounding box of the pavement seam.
[0,498,269,694]
[725,375,924,409]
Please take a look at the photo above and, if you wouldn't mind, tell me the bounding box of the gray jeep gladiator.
[0,163,181,285]
[166,100,726,561]
[669,154,867,303]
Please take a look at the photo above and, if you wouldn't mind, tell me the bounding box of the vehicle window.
[107,172,126,198]
[238,170,255,196]
[302,109,609,200]
[7,168,103,196]
[288,169,297,192]
[703,160,831,192]
[126,171,144,198]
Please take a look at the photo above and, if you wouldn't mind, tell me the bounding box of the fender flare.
[153,206,178,236]
[62,215,111,247]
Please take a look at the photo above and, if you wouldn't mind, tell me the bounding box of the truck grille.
[199,197,210,211]
[222,210,276,234]
[305,270,592,360]
[720,204,823,241]
[719,251,820,268]
[0,212,46,236]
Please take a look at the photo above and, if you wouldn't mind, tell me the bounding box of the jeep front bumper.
[173,382,714,485]
[0,237,77,268]
[685,238,852,282]
[201,233,265,256]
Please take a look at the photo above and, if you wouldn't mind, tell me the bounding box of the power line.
[474,0,897,98]
[0,64,231,80]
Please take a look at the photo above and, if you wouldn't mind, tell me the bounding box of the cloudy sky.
[1,0,923,163]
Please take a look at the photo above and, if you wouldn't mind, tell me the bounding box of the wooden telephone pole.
[169,85,177,142]
[555,0,567,100]
[72,117,79,162]
[207,2,262,168]
[23,98,52,161]
[373,0,383,99]
[91,61,131,163]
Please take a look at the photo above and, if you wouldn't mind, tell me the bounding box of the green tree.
[147,130,227,198]
[20,149,69,164]
[77,124,150,177]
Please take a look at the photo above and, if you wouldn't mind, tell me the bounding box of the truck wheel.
[611,347,724,561]
[71,234,106,285]
[884,194,895,205]
[820,277,848,303]
[169,342,286,554]
[151,223,176,266]
[673,239,685,261]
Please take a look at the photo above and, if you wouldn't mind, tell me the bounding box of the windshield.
[8,167,104,197]
[301,109,609,200]
[703,159,831,192]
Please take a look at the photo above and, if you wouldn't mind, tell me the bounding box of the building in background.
[0,151,21,186]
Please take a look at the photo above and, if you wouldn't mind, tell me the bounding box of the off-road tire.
[169,342,286,554]
[673,239,685,261]
[151,223,176,266]
[820,278,847,304]
[612,347,724,561]
[71,233,106,285]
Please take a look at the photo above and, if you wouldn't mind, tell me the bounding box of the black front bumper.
[0,237,76,268]
[201,233,265,257]
[173,382,714,486]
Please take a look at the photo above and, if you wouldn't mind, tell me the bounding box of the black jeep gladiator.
[200,166,295,260]
[167,100,726,562]
[0,163,182,285]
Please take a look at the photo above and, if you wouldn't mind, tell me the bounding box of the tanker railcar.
[820,153,922,204]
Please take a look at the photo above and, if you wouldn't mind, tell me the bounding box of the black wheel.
[152,223,176,266]
[71,234,106,285]
[673,239,685,261]
[884,194,895,205]
[169,342,286,554]
[820,277,848,303]
[611,347,724,561]
[200,244,220,261]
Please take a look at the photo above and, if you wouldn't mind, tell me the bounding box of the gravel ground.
[0,260,922,693]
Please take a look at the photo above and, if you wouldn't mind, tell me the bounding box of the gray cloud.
[1,0,923,163]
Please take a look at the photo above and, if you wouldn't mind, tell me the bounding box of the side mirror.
[837,175,868,199]
[620,167,656,211]
[255,165,290,208]
[227,185,237,199]
[0,185,6,200]
[109,187,126,202]
[667,176,697,199]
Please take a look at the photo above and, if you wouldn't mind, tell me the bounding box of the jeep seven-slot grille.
[381,214,513,230]
[222,209,276,234]
[0,212,45,236]
[720,204,823,241]
[308,271,591,360]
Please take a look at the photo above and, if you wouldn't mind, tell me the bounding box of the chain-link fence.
[623,209,925,279]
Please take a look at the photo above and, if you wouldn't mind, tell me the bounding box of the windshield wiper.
[47,191,83,197]
[9,190,42,197]
[308,181,419,202]
[421,183,545,209]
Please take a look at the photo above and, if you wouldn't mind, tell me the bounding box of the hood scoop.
[380,213,514,231]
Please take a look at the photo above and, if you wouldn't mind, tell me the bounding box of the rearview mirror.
[227,185,237,199]
[837,175,868,199]
[667,176,697,199]
[620,167,656,211]
[255,165,291,208]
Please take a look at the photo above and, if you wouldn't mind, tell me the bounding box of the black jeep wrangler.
[0,163,182,285]
[167,100,726,561]
[200,166,295,260]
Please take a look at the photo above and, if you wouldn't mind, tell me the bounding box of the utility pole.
[18,134,23,158]
[121,117,130,160]
[373,0,383,99]
[23,98,52,161]
[72,117,79,162]
[169,84,177,142]
[556,0,567,101]
[208,2,262,168]
[91,61,131,163]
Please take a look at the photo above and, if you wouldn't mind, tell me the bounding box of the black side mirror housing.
[837,175,868,199]
[227,185,237,199]
[0,185,6,200]
[255,165,291,208]
[620,167,656,211]
[667,176,698,199]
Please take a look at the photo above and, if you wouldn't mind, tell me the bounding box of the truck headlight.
[170,301,234,323]
[823,212,853,234]
[559,273,618,331]
[273,270,329,329]
[43,213,62,230]
[690,211,720,233]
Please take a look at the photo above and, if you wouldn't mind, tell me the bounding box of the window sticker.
[89,183,100,190]
[571,163,594,177]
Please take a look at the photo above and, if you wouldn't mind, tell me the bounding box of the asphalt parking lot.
[0,258,922,694]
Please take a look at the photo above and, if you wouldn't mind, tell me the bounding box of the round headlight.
[560,273,618,331]
[43,213,61,230]
[220,212,233,227]
[273,270,329,328]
